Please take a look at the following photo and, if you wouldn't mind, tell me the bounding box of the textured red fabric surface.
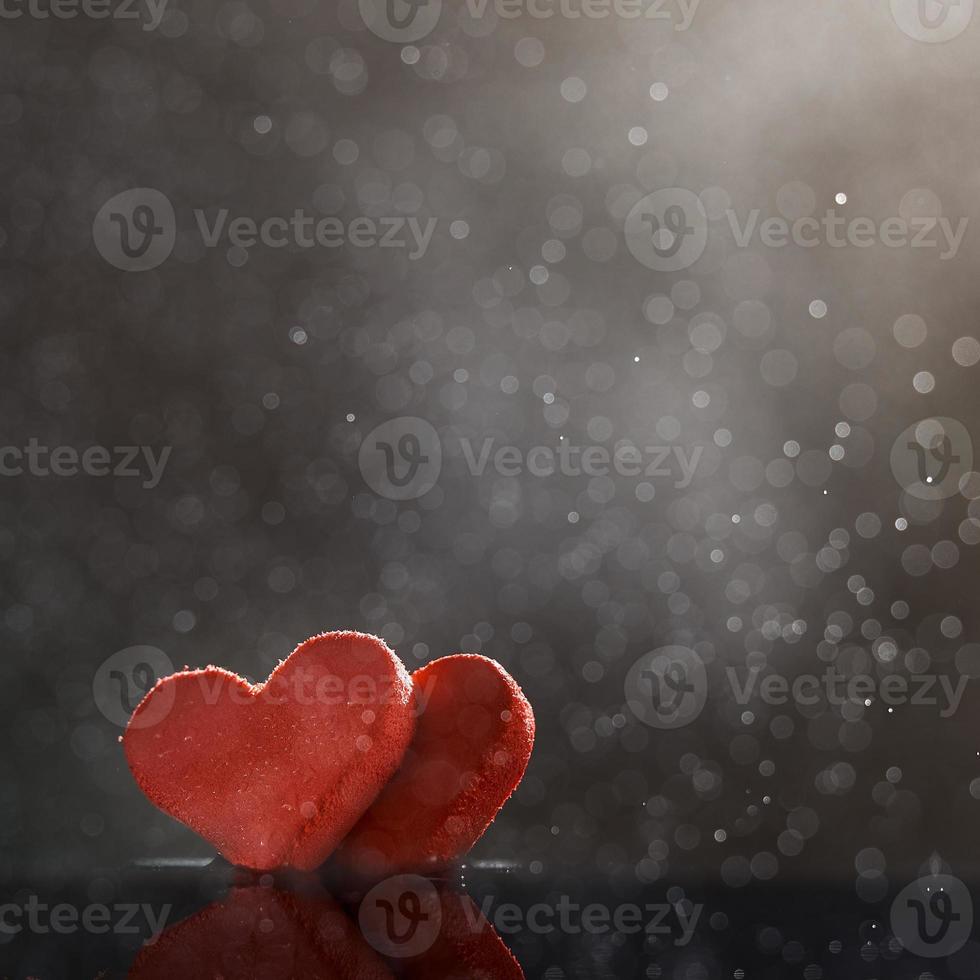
[124,631,416,871]
[339,655,535,875]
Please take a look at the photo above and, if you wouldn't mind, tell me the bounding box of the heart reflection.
[129,879,524,980]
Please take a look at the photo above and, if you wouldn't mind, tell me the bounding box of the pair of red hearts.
[123,631,535,873]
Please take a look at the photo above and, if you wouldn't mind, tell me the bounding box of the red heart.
[124,631,416,871]
[338,654,535,875]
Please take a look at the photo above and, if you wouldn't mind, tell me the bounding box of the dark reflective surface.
[3,859,979,977]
